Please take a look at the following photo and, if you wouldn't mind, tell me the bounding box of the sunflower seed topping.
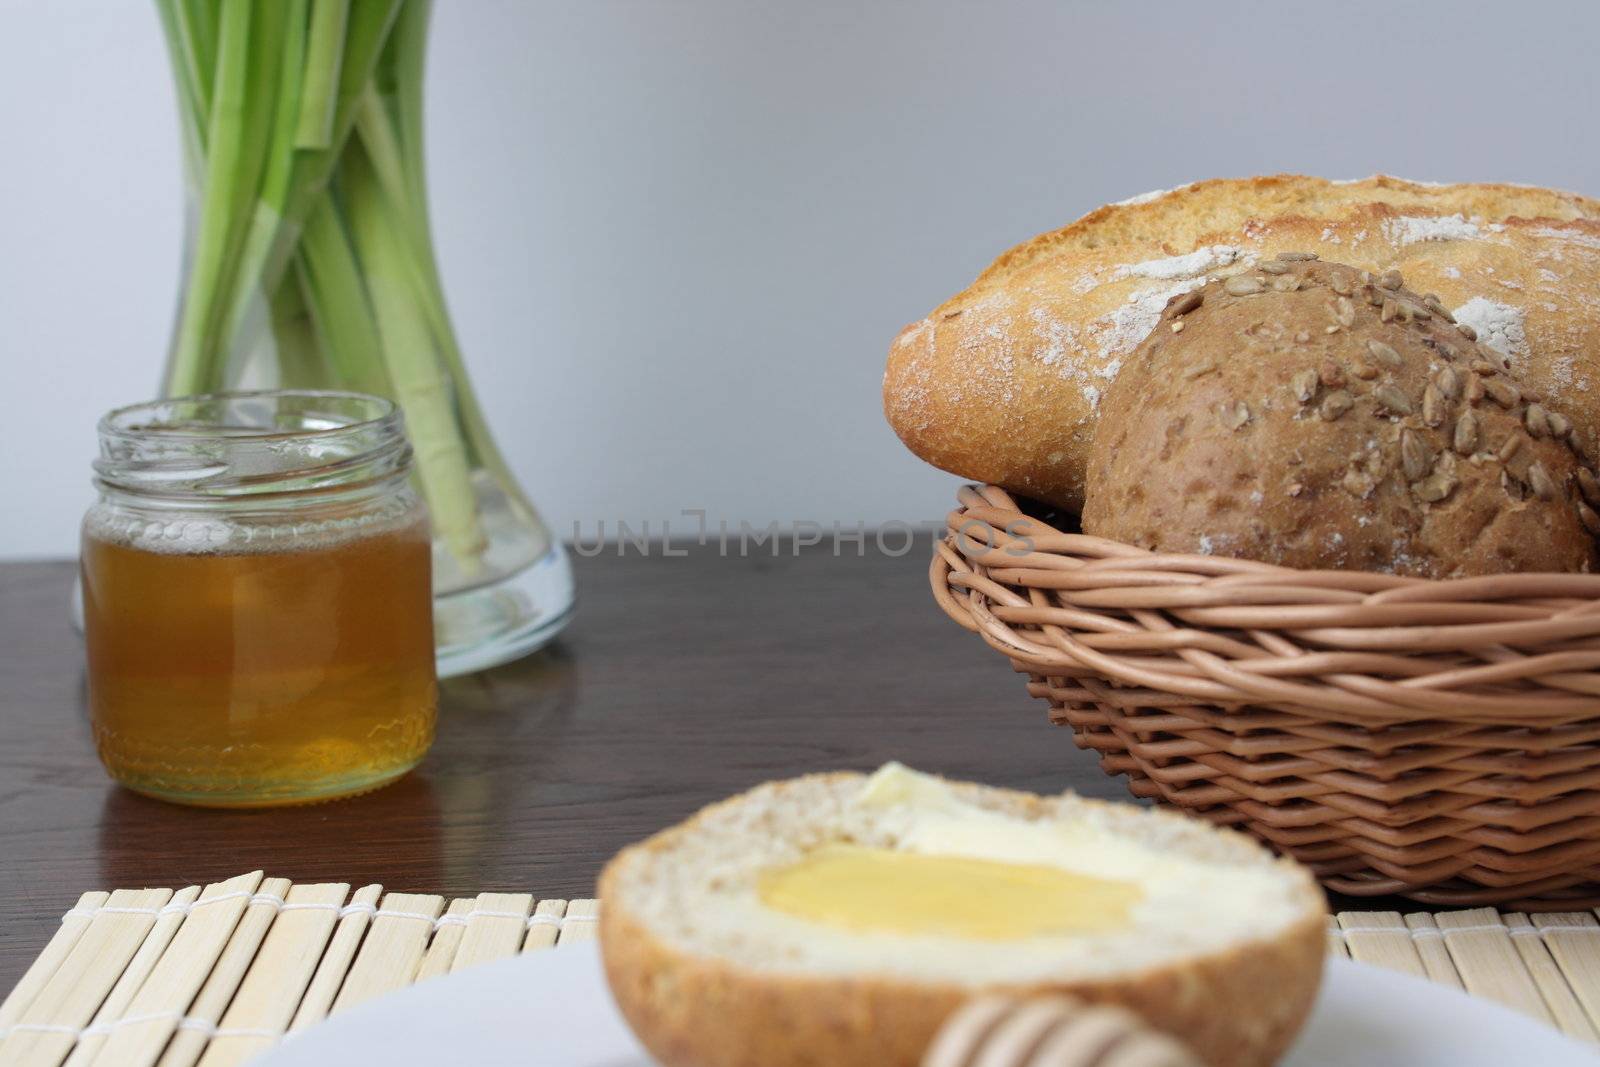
[1416,470,1458,503]
[1259,260,1291,275]
[1343,469,1376,497]
[1422,383,1447,428]
[1458,323,1478,341]
[1277,251,1318,261]
[1577,467,1600,504]
[1224,275,1265,296]
[1453,409,1479,455]
[1484,379,1520,408]
[1181,358,1217,380]
[1550,411,1573,438]
[1362,285,1384,307]
[1320,360,1346,388]
[1330,272,1354,295]
[1380,298,1399,323]
[1166,291,1203,318]
[1333,297,1357,328]
[1470,359,1498,375]
[1291,369,1319,404]
[1400,429,1433,481]
[1526,404,1551,439]
[1366,340,1403,368]
[1497,434,1522,463]
[1528,461,1558,501]
[1502,468,1527,501]
[1221,400,1251,429]
[1378,269,1403,290]
[1434,366,1461,399]
[1374,384,1413,415]
[1320,390,1354,421]
[1352,361,1379,380]
[1272,274,1301,293]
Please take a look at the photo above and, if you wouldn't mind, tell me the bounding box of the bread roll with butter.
[1083,255,1600,576]
[598,764,1325,1067]
[884,174,1600,511]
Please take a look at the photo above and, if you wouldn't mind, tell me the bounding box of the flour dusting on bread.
[1453,296,1529,362]
[1383,213,1486,245]
[1113,245,1248,281]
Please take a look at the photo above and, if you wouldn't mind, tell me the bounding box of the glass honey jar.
[82,391,437,806]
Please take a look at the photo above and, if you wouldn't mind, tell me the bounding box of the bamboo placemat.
[1326,907,1600,1043]
[0,873,597,1067]
[4,874,1600,1066]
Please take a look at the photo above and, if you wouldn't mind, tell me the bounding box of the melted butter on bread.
[757,764,1287,940]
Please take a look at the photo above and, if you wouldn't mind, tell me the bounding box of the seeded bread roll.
[884,174,1600,511]
[1081,255,1600,577]
[599,769,1325,1067]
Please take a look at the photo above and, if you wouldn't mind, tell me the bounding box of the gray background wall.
[3,0,1597,557]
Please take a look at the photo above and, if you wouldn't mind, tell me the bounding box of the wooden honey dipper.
[923,994,1203,1067]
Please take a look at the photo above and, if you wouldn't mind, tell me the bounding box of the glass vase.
[148,0,574,675]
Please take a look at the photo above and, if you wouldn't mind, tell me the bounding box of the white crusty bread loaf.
[884,174,1600,511]
[599,766,1326,1067]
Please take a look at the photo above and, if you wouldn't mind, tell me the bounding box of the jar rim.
[94,390,412,501]
[98,389,400,443]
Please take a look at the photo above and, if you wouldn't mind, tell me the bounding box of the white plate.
[258,942,1598,1066]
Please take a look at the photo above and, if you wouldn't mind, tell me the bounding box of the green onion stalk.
[154,0,531,573]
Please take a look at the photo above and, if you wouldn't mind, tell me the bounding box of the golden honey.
[757,844,1140,939]
[82,391,437,806]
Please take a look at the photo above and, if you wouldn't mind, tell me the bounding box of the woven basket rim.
[936,484,1600,904]
[934,484,1600,728]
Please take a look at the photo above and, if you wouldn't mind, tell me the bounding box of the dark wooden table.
[1,542,1165,990]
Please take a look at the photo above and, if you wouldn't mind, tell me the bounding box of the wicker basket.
[932,484,1600,909]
